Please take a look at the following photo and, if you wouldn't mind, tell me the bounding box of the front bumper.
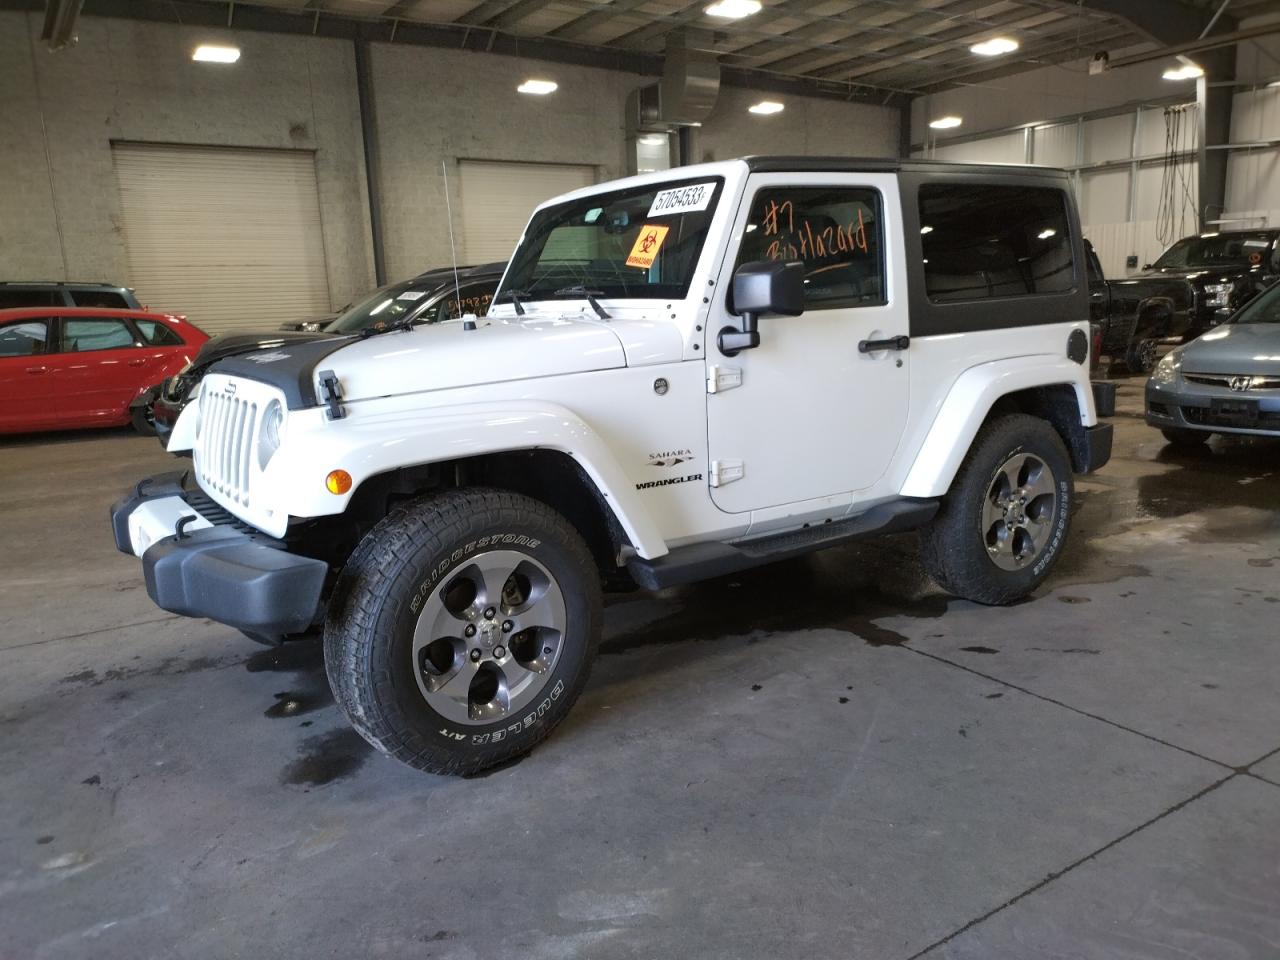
[1146,378,1280,436]
[111,473,327,638]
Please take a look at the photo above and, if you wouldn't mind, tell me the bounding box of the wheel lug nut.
[502,620,514,633]
[484,607,496,620]
[464,624,477,638]
[469,648,482,662]
[493,645,506,659]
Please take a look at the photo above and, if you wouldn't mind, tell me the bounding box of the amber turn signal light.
[326,470,353,495]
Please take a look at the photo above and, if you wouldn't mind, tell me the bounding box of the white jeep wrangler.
[113,157,1113,775]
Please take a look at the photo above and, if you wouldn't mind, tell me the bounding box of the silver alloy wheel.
[410,549,566,725]
[981,452,1059,571]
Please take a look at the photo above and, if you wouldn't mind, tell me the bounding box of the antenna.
[441,160,463,321]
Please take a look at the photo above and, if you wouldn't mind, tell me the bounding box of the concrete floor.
[2,382,1279,959]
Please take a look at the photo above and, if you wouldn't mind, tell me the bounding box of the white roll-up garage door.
[459,160,596,263]
[112,143,332,335]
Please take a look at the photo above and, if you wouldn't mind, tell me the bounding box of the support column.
[1197,47,1235,230]
[354,40,386,285]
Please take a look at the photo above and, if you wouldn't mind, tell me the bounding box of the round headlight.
[258,400,284,469]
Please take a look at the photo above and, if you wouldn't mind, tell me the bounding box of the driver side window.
[734,185,885,310]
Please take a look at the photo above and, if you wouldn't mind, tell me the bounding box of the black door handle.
[858,335,910,353]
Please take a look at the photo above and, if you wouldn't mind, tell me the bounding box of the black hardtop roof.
[742,155,1071,180]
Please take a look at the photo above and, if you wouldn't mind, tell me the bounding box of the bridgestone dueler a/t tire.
[918,415,1074,606]
[324,489,601,776]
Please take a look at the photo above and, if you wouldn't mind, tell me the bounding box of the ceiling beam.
[1062,0,1235,47]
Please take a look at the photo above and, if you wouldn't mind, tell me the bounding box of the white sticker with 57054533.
[647,183,715,217]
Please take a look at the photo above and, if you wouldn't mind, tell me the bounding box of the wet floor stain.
[264,690,332,719]
[246,640,336,720]
[960,646,999,654]
[36,835,54,845]
[750,684,762,692]
[838,696,849,704]
[1028,647,1101,655]
[58,656,231,688]
[281,729,371,787]
[984,692,1004,699]
[1058,595,1091,604]
[81,774,100,786]
[1247,557,1278,568]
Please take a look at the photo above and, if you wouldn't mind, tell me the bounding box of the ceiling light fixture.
[705,0,762,18]
[970,37,1019,57]
[638,135,667,146]
[193,44,240,63]
[748,100,784,115]
[929,115,962,129]
[1162,63,1204,81]
[517,78,558,95]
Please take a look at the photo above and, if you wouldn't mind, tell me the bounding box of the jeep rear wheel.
[324,489,601,776]
[919,415,1074,605]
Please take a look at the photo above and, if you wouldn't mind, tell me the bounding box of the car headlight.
[1151,349,1181,385]
[258,400,285,469]
[1204,282,1232,308]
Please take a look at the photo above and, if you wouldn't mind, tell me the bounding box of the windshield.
[498,177,724,304]
[1152,232,1274,270]
[327,279,441,334]
[1231,282,1280,325]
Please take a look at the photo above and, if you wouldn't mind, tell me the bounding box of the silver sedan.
[1146,280,1280,447]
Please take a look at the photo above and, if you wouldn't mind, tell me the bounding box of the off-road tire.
[324,488,601,776]
[919,414,1074,605]
[1161,426,1210,448]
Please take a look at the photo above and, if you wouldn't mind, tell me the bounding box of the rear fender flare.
[900,357,1093,498]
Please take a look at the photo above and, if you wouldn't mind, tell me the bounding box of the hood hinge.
[707,364,742,394]
[709,459,743,487]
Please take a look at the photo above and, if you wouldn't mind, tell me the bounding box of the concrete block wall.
[1,10,901,305]
[0,10,374,309]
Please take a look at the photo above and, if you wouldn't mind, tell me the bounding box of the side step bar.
[626,497,940,591]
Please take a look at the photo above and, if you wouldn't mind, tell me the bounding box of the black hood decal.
[209,336,359,409]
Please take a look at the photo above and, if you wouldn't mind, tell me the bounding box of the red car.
[0,307,209,436]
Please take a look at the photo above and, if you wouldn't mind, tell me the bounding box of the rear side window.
[0,290,59,309]
[735,186,885,309]
[919,184,1074,302]
[134,318,183,346]
[62,318,137,352]
[0,320,49,357]
[71,289,130,308]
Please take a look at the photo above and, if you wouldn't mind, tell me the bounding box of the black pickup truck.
[1086,241,1195,373]
[1141,229,1280,335]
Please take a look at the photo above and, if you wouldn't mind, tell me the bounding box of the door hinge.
[706,364,742,394]
[709,459,744,487]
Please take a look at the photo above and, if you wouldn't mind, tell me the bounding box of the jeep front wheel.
[919,415,1073,605]
[324,489,601,775]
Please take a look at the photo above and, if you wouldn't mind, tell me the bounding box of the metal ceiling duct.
[41,0,85,50]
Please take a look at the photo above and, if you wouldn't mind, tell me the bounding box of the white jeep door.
[705,173,910,514]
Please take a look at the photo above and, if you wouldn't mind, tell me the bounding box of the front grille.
[1184,373,1280,390]
[195,388,258,506]
[1183,406,1280,427]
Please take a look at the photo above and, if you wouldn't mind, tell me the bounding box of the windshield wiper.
[496,289,529,316]
[554,286,612,320]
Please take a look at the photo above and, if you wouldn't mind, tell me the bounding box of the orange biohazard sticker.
[626,224,670,269]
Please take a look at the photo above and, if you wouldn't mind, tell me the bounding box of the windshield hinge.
[706,365,742,394]
[709,459,744,487]
[318,369,346,421]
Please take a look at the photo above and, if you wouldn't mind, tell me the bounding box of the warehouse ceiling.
[204,0,1266,94]
[25,0,1275,98]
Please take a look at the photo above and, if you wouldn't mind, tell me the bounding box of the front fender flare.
[261,399,669,560]
[900,357,1094,499]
